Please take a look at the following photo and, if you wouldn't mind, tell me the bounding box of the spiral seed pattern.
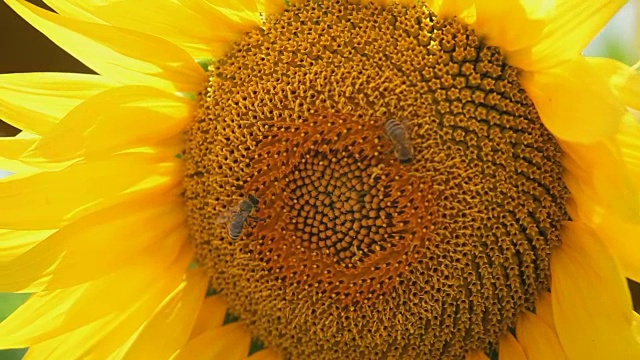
[183,1,570,359]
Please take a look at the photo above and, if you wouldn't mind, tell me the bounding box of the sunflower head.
[183,1,571,358]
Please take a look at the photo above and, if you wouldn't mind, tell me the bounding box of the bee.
[216,195,263,240]
[384,119,413,164]
[384,118,413,164]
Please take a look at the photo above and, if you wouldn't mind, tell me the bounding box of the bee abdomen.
[384,118,406,141]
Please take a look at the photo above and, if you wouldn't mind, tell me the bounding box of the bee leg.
[247,215,266,226]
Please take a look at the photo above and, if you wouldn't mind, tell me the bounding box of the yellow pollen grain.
[183,1,570,359]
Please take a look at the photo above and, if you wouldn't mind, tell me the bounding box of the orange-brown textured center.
[183,1,570,359]
[244,115,435,306]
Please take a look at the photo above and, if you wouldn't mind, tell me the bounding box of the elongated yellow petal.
[563,163,640,283]
[121,269,207,359]
[247,349,281,360]
[535,291,556,333]
[509,0,627,71]
[257,0,285,15]
[24,86,192,163]
[195,0,262,25]
[171,322,252,360]
[515,311,566,360]
[43,0,251,59]
[586,57,640,110]
[551,222,640,359]
[0,229,55,262]
[427,0,475,23]
[0,73,118,135]
[41,0,104,23]
[617,114,640,185]
[22,336,64,359]
[0,198,186,292]
[592,212,640,284]
[0,151,182,230]
[0,246,192,349]
[521,57,625,143]
[0,134,42,173]
[498,332,527,360]
[0,133,37,159]
[474,0,551,56]
[189,295,229,339]
[5,0,206,93]
[465,350,489,360]
[562,139,640,224]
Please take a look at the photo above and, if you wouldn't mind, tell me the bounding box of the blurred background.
[0,1,638,359]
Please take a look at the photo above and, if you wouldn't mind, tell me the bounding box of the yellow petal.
[535,291,556,333]
[498,332,527,360]
[592,211,640,284]
[617,115,640,190]
[41,0,104,23]
[0,245,192,349]
[521,57,625,143]
[189,295,229,339]
[24,86,192,163]
[0,197,186,292]
[179,0,263,57]
[195,0,262,25]
[509,0,627,71]
[515,311,566,360]
[0,133,38,159]
[121,269,207,360]
[257,0,285,15]
[247,349,281,360]
[586,57,640,110]
[0,72,118,135]
[563,162,640,283]
[22,335,65,359]
[0,134,42,173]
[427,0,476,23]
[465,350,489,360]
[6,0,206,93]
[43,0,252,59]
[0,151,182,230]
[171,322,252,360]
[0,229,55,263]
[474,0,551,57]
[562,139,640,224]
[551,222,640,359]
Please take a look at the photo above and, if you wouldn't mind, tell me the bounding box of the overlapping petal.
[43,0,260,59]
[508,0,627,71]
[498,333,527,360]
[189,295,230,339]
[0,151,182,230]
[551,222,640,359]
[521,57,625,143]
[171,322,253,360]
[0,198,186,292]
[118,268,208,359]
[23,86,192,164]
[5,0,206,93]
[515,311,566,360]
[0,245,192,350]
[0,72,118,135]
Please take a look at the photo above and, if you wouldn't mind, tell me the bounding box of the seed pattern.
[183,1,570,359]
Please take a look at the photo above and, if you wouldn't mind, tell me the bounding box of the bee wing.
[215,208,237,224]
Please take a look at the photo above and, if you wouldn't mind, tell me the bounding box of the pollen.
[183,1,570,359]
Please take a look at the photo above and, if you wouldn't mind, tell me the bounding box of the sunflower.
[1,0,640,359]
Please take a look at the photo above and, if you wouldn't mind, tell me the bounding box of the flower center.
[183,1,570,359]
